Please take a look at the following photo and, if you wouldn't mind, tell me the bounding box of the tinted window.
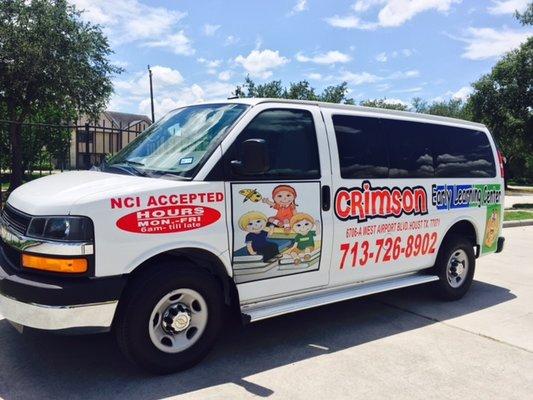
[384,119,434,178]
[433,126,496,177]
[333,115,388,179]
[227,109,320,180]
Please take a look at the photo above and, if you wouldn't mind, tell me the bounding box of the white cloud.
[325,15,377,29]
[389,69,420,79]
[352,0,386,12]
[288,0,308,16]
[376,83,392,91]
[383,98,410,107]
[451,86,473,101]
[391,86,423,93]
[112,60,129,68]
[234,49,289,79]
[487,0,529,15]
[375,52,388,62]
[339,71,381,85]
[305,72,323,80]
[197,58,222,68]
[296,50,352,64]
[326,0,461,30]
[458,27,531,60]
[143,30,195,55]
[69,0,187,45]
[337,69,419,85]
[224,35,240,46]
[138,81,235,118]
[218,70,233,81]
[375,48,414,62]
[115,66,184,97]
[203,24,221,36]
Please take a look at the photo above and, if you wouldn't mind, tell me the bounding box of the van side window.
[433,126,496,178]
[383,119,434,178]
[226,109,320,180]
[333,115,388,179]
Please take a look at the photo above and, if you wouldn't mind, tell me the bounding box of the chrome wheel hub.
[162,304,191,334]
[148,288,208,354]
[446,249,469,288]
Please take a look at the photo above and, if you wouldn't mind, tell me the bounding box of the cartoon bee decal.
[239,188,262,203]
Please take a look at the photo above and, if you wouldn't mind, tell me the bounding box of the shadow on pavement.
[0,280,515,399]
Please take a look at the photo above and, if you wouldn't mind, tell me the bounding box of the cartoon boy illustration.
[238,211,281,262]
[262,185,297,232]
[288,213,319,264]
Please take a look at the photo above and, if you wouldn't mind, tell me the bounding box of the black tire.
[114,261,223,374]
[432,234,476,301]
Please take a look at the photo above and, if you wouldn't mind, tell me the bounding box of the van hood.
[7,171,193,215]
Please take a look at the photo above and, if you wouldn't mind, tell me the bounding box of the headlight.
[27,216,94,242]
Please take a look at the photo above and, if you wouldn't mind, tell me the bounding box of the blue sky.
[70,0,532,119]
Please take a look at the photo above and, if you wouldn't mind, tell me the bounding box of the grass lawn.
[504,210,533,221]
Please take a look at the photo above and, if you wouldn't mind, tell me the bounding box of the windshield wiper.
[106,159,148,177]
[124,159,145,166]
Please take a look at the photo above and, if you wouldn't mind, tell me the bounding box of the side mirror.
[231,138,270,175]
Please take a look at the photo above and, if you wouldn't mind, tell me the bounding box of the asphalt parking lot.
[1,226,532,400]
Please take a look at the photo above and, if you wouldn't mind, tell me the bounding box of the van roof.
[220,97,487,130]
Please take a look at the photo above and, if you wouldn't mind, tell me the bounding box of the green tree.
[468,37,533,181]
[0,0,121,189]
[411,97,471,120]
[516,2,533,25]
[234,77,354,104]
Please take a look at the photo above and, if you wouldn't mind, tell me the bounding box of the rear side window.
[333,115,388,179]
[332,114,496,179]
[433,126,496,178]
[226,108,320,180]
[383,119,434,178]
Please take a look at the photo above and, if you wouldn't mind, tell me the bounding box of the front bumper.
[0,237,126,332]
[0,294,118,331]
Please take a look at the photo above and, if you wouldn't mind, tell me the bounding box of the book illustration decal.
[232,183,322,284]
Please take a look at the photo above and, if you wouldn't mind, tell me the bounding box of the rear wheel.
[115,262,223,374]
[432,234,475,301]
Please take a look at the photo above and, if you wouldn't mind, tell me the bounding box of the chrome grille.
[1,204,31,235]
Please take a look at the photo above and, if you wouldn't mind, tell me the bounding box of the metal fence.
[0,119,148,171]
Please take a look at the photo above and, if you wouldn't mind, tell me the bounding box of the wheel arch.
[127,248,239,307]
[440,218,479,257]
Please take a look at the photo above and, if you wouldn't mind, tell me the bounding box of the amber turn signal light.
[22,254,88,274]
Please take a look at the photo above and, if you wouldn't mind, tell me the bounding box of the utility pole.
[148,65,155,123]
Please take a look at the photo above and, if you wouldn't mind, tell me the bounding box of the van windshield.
[106,103,249,178]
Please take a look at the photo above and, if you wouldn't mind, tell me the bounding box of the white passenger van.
[0,99,505,373]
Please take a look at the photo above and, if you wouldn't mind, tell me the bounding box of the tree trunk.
[9,121,23,190]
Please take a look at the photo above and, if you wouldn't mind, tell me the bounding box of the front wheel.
[432,234,476,301]
[114,262,223,374]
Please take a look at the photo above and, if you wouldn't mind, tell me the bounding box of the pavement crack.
[374,299,533,355]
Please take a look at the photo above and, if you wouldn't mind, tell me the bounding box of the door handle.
[321,185,331,211]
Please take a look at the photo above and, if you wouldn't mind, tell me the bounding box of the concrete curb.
[503,219,533,228]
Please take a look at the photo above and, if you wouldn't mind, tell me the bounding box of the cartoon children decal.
[262,185,297,232]
[288,213,320,264]
[238,211,281,262]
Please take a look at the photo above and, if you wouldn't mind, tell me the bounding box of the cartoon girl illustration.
[262,185,297,232]
[238,211,281,262]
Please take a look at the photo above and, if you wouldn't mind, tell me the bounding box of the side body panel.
[321,108,504,287]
